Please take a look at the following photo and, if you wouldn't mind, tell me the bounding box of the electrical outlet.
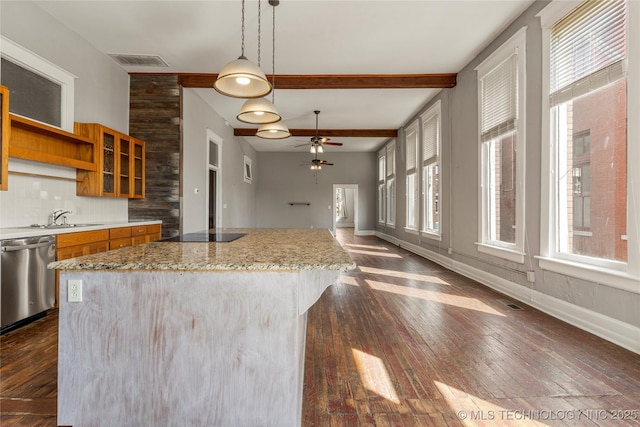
[68,279,83,302]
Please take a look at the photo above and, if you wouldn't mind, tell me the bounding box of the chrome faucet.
[50,210,71,226]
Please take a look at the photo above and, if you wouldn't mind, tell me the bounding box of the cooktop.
[161,232,246,243]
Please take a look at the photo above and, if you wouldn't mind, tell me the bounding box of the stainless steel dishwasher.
[1,235,56,332]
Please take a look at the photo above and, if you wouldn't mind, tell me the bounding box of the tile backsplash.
[0,160,128,228]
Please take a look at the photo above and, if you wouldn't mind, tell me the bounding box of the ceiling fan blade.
[318,160,334,165]
[294,143,309,148]
[324,142,343,146]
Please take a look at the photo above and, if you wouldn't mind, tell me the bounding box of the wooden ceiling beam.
[234,128,398,138]
[172,73,456,89]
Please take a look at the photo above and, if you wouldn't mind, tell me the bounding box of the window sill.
[536,256,639,294]
[404,228,419,235]
[476,242,525,264]
[421,231,442,241]
[385,223,396,229]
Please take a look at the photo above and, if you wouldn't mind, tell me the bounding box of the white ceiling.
[34,0,535,152]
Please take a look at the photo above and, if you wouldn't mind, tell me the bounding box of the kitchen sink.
[26,223,103,229]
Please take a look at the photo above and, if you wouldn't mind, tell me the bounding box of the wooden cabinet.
[132,138,145,198]
[145,224,162,242]
[75,123,145,198]
[1,85,9,191]
[56,229,110,258]
[109,224,161,250]
[109,226,132,250]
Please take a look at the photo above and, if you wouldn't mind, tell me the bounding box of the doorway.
[208,169,217,229]
[207,130,222,230]
[332,184,358,236]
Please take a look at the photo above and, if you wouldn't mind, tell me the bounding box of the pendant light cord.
[271,3,276,103]
[257,0,262,67]
[240,0,245,57]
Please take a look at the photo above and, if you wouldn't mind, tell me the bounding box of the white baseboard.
[355,230,376,236]
[375,231,640,354]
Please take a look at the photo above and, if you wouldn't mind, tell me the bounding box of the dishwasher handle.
[2,241,55,252]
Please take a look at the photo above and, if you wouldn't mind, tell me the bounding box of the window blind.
[422,114,439,165]
[386,144,395,177]
[550,0,627,103]
[378,155,385,182]
[480,53,518,143]
[406,127,418,173]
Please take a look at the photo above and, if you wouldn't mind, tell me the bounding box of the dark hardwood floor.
[2,228,639,426]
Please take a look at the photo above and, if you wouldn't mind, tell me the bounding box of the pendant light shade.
[214,56,272,99]
[214,0,272,98]
[237,97,281,124]
[256,121,291,139]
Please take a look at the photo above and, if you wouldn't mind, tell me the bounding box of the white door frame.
[332,184,358,236]
[206,129,223,230]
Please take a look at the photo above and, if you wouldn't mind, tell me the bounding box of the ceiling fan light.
[310,146,316,154]
[237,98,281,124]
[214,56,272,99]
[256,121,291,139]
[317,145,324,153]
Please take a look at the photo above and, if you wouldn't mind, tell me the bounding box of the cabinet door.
[132,138,145,198]
[101,128,117,197]
[0,85,9,191]
[110,237,132,250]
[117,135,131,197]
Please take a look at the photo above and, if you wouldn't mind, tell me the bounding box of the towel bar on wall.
[288,202,310,206]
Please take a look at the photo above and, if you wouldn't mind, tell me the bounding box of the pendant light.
[237,0,281,124]
[214,0,272,99]
[256,0,291,139]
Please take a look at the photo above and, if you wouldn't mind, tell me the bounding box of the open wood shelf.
[9,114,97,171]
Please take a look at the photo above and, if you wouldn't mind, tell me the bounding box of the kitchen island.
[50,228,355,427]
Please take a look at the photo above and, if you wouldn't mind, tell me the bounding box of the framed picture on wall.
[244,155,252,184]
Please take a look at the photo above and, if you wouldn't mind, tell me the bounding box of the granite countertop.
[0,220,162,240]
[50,228,356,272]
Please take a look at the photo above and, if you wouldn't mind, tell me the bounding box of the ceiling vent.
[108,54,169,67]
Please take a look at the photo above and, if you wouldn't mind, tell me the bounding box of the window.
[385,141,396,227]
[377,149,386,224]
[0,36,75,132]
[405,122,419,233]
[538,0,639,288]
[476,28,526,263]
[243,156,252,184]
[420,101,441,238]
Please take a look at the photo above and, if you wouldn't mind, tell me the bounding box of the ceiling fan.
[296,110,344,153]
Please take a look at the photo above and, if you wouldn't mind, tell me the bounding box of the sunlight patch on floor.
[344,243,389,251]
[434,381,549,426]
[366,280,505,316]
[358,266,451,285]
[346,249,402,258]
[352,349,400,404]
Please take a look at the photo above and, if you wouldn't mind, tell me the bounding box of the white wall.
[255,152,376,231]
[0,1,131,227]
[182,89,257,232]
